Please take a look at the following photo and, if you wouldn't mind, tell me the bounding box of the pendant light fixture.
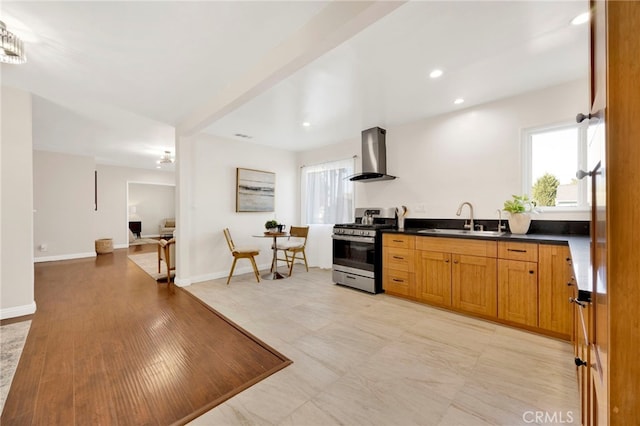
[0,20,26,64]
[157,150,175,165]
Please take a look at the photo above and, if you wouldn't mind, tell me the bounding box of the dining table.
[252,232,290,280]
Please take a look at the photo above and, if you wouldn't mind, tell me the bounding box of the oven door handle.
[331,235,375,244]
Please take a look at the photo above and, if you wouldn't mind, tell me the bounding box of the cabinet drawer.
[498,242,538,262]
[416,236,497,258]
[383,234,415,249]
[384,248,414,272]
[383,270,414,297]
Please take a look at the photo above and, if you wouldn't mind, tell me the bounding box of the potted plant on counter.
[503,194,537,234]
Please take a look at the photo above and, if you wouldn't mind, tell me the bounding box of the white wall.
[176,133,297,284]
[128,183,175,237]
[1,86,36,319]
[296,80,590,268]
[33,151,96,260]
[95,165,174,246]
[32,154,175,261]
[301,79,591,221]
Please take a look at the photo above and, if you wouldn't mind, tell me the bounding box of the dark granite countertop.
[382,228,591,292]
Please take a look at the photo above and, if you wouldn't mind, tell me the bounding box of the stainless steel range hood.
[349,127,396,182]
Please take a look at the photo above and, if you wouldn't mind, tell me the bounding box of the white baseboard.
[1,301,36,320]
[34,251,97,263]
[173,277,191,287]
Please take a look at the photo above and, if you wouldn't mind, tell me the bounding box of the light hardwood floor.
[187,267,580,425]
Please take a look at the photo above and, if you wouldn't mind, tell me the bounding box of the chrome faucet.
[496,209,506,232]
[456,202,474,231]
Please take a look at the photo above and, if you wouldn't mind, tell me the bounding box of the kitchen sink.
[417,228,506,237]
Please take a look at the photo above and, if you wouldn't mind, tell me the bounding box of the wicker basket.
[95,238,113,254]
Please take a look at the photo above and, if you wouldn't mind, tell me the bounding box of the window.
[301,158,355,224]
[522,122,588,210]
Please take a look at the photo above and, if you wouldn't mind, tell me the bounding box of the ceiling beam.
[176,0,406,138]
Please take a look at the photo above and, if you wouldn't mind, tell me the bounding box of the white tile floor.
[186,268,580,425]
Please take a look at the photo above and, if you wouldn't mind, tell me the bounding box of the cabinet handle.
[444,259,450,263]
[392,239,403,243]
[529,270,535,274]
[567,281,574,287]
[569,297,586,307]
[392,278,404,283]
[507,248,527,253]
[453,260,458,264]
[392,256,404,260]
[574,357,587,367]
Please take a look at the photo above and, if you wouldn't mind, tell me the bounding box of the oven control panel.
[333,227,377,238]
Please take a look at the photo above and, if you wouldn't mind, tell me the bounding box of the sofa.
[159,218,176,237]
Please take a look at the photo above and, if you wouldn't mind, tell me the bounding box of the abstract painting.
[236,168,275,212]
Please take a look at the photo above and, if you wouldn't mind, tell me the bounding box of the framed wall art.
[236,168,275,212]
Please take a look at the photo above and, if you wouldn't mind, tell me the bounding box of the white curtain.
[301,158,354,225]
[301,158,355,269]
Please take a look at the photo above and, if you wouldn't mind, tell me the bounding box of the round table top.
[253,232,289,237]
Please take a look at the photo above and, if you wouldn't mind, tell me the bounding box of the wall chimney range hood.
[349,127,396,182]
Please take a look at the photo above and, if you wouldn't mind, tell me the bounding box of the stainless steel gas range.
[332,207,396,293]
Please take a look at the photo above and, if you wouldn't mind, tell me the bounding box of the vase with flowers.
[503,194,537,234]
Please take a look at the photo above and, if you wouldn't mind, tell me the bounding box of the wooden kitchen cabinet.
[498,241,538,262]
[382,234,415,297]
[497,242,538,327]
[574,289,591,426]
[383,235,582,340]
[415,250,451,306]
[452,254,497,317]
[538,244,574,339]
[415,237,497,316]
[498,259,538,327]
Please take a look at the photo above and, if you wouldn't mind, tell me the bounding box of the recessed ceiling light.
[570,12,590,25]
[302,122,311,127]
[454,98,465,105]
[429,69,443,79]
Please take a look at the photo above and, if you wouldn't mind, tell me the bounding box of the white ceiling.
[1,1,589,169]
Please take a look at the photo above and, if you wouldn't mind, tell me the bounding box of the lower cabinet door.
[451,255,497,317]
[498,259,538,326]
[575,302,590,425]
[538,244,574,337]
[415,250,452,306]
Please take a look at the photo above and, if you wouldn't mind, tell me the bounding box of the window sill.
[534,207,591,213]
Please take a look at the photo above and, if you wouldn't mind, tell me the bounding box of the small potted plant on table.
[264,220,279,234]
[503,194,537,234]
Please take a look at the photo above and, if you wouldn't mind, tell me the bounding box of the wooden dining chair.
[157,238,176,291]
[274,226,309,276]
[223,228,261,284]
